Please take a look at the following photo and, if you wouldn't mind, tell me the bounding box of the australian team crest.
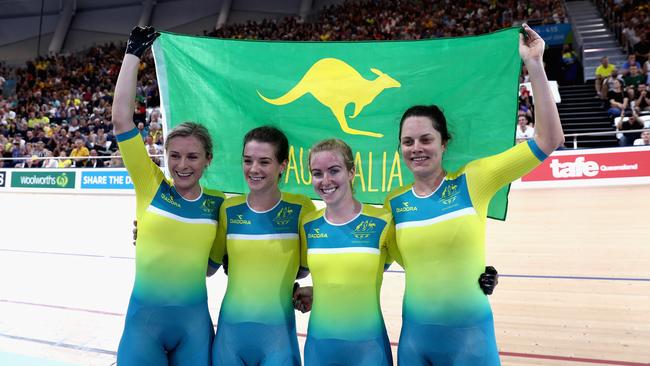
[440,183,459,205]
[353,219,376,240]
[273,206,294,226]
[201,198,216,214]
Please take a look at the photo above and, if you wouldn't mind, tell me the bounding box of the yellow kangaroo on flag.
[257,58,401,138]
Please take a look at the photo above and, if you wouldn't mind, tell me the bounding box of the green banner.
[153,27,521,219]
[11,171,75,189]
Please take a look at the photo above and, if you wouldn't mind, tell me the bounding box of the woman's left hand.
[519,24,545,64]
[293,285,313,313]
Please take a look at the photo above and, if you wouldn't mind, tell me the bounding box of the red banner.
[522,147,650,182]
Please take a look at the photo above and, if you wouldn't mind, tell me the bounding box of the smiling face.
[242,140,286,194]
[310,150,355,207]
[166,135,211,194]
[400,116,447,182]
[518,115,528,127]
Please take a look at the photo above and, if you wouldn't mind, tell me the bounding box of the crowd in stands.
[1,0,571,168]
[209,0,567,40]
[0,45,163,168]
[593,0,650,146]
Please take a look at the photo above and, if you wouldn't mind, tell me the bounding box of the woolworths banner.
[11,171,75,189]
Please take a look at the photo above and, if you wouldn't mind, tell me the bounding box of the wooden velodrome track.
[0,185,648,365]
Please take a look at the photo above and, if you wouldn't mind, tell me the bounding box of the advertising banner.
[81,170,134,189]
[11,171,75,189]
[521,147,650,186]
[0,171,6,188]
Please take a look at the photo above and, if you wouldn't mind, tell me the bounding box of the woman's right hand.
[126,26,160,58]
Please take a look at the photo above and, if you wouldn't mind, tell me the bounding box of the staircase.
[565,0,626,81]
[558,83,618,148]
[558,1,623,148]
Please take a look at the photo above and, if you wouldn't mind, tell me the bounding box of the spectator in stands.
[147,145,161,166]
[28,141,47,168]
[148,122,163,144]
[57,150,72,168]
[633,130,650,145]
[634,32,650,65]
[520,64,530,83]
[623,65,645,100]
[601,68,623,102]
[634,83,650,113]
[621,54,642,76]
[617,113,644,146]
[516,114,535,143]
[607,79,629,119]
[94,128,113,156]
[107,150,123,167]
[12,133,25,149]
[70,138,90,167]
[622,23,642,54]
[68,117,80,133]
[519,84,532,110]
[149,108,162,124]
[133,100,146,124]
[561,44,578,84]
[0,143,8,168]
[83,149,103,168]
[10,141,24,168]
[136,122,147,139]
[144,135,162,156]
[595,56,616,98]
[41,150,58,168]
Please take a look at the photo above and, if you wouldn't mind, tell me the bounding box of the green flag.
[152,27,521,220]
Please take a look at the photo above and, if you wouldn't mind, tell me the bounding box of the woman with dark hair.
[208,126,315,366]
[384,24,564,365]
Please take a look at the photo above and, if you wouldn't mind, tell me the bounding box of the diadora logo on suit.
[395,201,417,213]
[257,58,401,138]
[307,228,328,239]
[353,219,376,239]
[160,192,181,208]
[229,214,252,225]
[273,206,294,226]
